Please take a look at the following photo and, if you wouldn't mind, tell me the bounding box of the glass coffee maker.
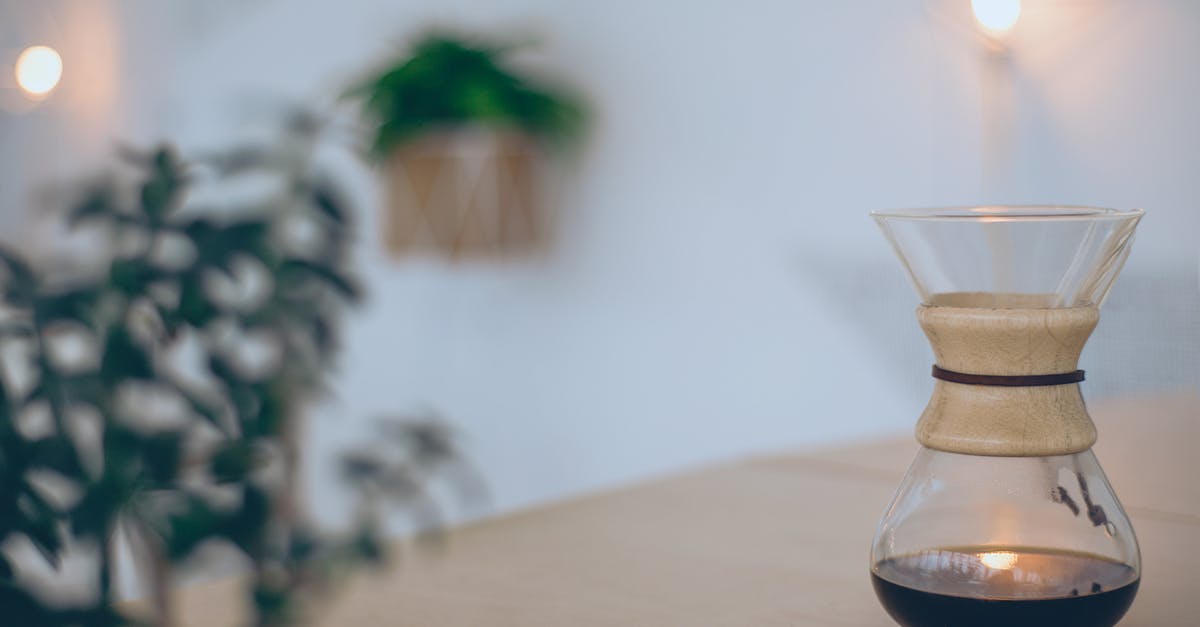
[869,206,1144,627]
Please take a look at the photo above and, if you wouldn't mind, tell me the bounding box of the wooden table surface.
[178,392,1199,626]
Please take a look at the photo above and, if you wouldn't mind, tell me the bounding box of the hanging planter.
[383,126,543,257]
[351,33,586,260]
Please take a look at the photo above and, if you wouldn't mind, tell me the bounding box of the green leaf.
[70,475,127,538]
[103,425,143,468]
[0,552,14,580]
[222,222,270,255]
[142,432,184,485]
[22,378,46,405]
[227,485,271,556]
[351,528,386,565]
[209,441,259,483]
[33,287,99,327]
[278,260,360,302]
[177,273,218,328]
[184,219,270,273]
[55,372,104,404]
[171,384,229,436]
[0,373,12,424]
[100,327,154,384]
[244,384,287,438]
[140,179,173,220]
[68,182,119,227]
[27,438,84,478]
[340,453,384,484]
[181,218,217,244]
[351,32,586,157]
[228,385,261,425]
[309,184,346,225]
[311,315,336,360]
[289,528,320,564]
[109,258,167,295]
[207,355,239,389]
[251,581,292,624]
[0,247,37,304]
[19,496,63,567]
[166,494,225,560]
[0,584,50,623]
[154,302,183,340]
[139,147,186,221]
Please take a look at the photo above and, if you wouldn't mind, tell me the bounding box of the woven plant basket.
[382,127,545,259]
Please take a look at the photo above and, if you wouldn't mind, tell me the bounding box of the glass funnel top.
[872,206,1143,308]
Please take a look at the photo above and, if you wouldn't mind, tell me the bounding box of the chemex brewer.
[869,206,1143,627]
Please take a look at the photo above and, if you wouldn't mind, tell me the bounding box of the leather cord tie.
[931,365,1085,387]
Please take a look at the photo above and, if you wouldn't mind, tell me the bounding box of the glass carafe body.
[869,206,1144,627]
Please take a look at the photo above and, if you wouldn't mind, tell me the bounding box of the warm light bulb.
[15,45,63,98]
[971,0,1021,33]
[979,550,1019,570]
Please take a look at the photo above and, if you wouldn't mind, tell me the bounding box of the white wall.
[3,0,1197,524]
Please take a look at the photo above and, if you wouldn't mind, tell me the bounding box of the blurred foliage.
[350,32,587,158]
[0,114,474,626]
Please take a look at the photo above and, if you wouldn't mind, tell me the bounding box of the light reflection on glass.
[979,550,1019,570]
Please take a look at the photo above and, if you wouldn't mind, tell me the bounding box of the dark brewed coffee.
[871,546,1138,627]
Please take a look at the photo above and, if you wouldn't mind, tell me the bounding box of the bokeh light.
[971,0,1021,33]
[15,45,64,98]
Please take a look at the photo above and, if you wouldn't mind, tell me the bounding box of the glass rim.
[871,205,1144,222]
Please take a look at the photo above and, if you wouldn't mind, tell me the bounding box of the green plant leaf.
[100,327,154,384]
[227,385,261,425]
[19,497,63,567]
[278,260,360,302]
[351,32,586,157]
[254,384,287,438]
[309,183,346,225]
[311,315,336,360]
[340,453,385,484]
[142,432,184,486]
[139,147,186,222]
[251,581,292,624]
[206,355,240,390]
[0,372,13,425]
[165,494,225,561]
[184,219,271,273]
[233,382,288,439]
[176,271,223,328]
[27,437,84,478]
[170,383,229,436]
[209,441,259,484]
[109,259,168,296]
[70,474,130,540]
[33,287,99,327]
[221,221,271,257]
[227,485,271,556]
[103,426,144,470]
[0,583,50,623]
[351,527,386,565]
[56,372,104,405]
[154,302,183,340]
[68,182,119,228]
[288,527,320,564]
[0,247,38,305]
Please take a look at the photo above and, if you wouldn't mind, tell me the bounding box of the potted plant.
[351,32,586,259]
[0,114,471,626]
